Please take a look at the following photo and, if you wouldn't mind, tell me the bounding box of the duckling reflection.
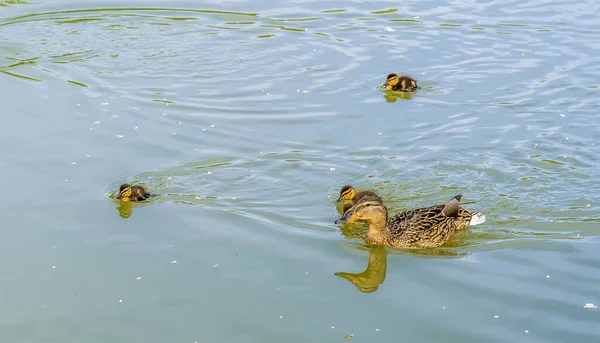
[335,246,388,293]
[117,201,133,218]
[384,92,415,102]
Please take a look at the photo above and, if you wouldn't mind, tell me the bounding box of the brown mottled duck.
[116,184,153,202]
[383,73,418,92]
[335,195,486,249]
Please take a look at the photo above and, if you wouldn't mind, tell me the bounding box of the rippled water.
[1,0,599,341]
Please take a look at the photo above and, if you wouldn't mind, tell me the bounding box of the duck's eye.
[365,203,371,207]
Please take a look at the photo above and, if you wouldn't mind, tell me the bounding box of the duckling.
[336,185,381,210]
[335,195,486,249]
[342,203,354,215]
[383,73,418,92]
[116,183,152,202]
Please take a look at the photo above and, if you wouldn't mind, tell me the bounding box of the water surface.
[1,0,599,342]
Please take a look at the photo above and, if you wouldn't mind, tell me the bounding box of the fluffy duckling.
[116,183,152,202]
[335,195,486,249]
[337,185,381,209]
[383,73,418,92]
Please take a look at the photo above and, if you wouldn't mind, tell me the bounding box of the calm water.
[1,0,599,341]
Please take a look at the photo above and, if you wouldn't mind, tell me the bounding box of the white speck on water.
[134,126,138,130]
[378,132,382,135]
[330,167,335,171]
[202,128,206,131]
[70,162,76,165]
[566,137,569,140]
[414,16,420,19]
[116,135,123,138]
[384,27,395,32]
[280,315,283,319]
[65,180,68,182]
[171,260,177,264]
[494,315,499,318]
[94,121,100,124]
[525,330,529,334]
[331,326,335,329]
[101,102,109,105]
[442,306,446,309]
[86,155,90,157]
[584,303,597,309]
[560,113,565,117]
[232,197,236,200]
[546,275,550,278]
[207,171,212,175]
[210,124,215,127]
[51,266,56,269]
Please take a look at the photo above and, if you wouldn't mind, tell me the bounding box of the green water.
[1,1,599,342]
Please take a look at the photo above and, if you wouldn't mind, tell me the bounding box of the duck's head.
[337,185,356,203]
[383,73,400,90]
[335,196,387,225]
[116,184,132,201]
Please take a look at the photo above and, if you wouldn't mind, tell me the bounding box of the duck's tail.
[469,212,486,226]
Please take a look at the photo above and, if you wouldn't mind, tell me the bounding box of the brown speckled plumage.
[335,195,485,249]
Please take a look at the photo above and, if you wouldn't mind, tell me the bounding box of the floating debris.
[135,276,142,280]
[171,260,178,264]
[117,298,123,303]
[344,334,354,339]
[213,264,219,268]
[584,303,597,309]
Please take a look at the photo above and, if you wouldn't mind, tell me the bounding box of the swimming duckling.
[335,195,486,249]
[383,73,418,92]
[336,185,381,210]
[342,203,354,215]
[116,183,152,202]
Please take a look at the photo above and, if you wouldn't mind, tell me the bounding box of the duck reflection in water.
[335,246,388,293]
[116,201,133,218]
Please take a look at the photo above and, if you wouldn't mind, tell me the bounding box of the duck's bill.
[335,211,357,225]
[336,196,343,203]
[383,82,388,87]
[116,193,122,200]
